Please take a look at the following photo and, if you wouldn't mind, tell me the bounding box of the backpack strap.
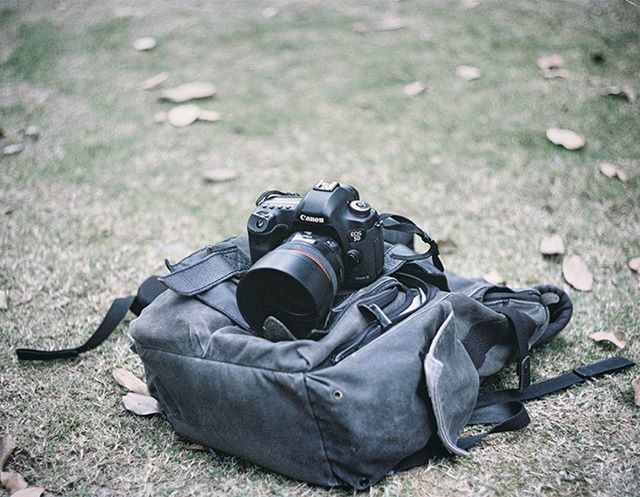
[15,276,166,361]
[458,355,635,450]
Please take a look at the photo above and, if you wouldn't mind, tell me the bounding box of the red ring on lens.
[289,248,332,282]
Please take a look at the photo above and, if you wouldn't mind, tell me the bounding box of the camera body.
[247,180,384,289]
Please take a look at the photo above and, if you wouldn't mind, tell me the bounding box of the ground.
[1,1,639,496]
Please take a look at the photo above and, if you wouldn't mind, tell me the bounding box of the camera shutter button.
[349,200,371,217]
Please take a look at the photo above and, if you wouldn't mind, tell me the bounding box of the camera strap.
[379,213,444,271]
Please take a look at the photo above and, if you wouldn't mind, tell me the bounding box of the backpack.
[16,236,634,489]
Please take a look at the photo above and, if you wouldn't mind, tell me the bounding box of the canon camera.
[236,180,384,337]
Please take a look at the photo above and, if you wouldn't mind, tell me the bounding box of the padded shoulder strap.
[15,276,166,361]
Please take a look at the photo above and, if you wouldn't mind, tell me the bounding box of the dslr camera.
[237,180,384,337]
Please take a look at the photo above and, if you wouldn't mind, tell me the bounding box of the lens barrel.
[237,234,343,338]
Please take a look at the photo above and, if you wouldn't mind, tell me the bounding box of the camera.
[236,180,384,338]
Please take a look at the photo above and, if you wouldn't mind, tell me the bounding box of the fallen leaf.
[632,377,640,407]
[483,270,506,286]
[629,257,640,274]
[354,17,408,32]
[403,81,426,97]
[153,111,167,124]
[142,73,169,90]
[197,109,221,122]
[112,368,150,396]
[539,234,565,256]
[605,85,636,104]
[542,68,570,79]
[0,435,17,470]
[589,330,627,349]
[2,143,24,156]
[122,392,161,416]
[133,36,156,51]
[12,487,45,497]
[598,162,628,183]
[23,126,39,139]
[1,471,27,493]
[186,443,207,451]
[203,169,239,183]
[455,65,481,81]
[562,254,593,291]
[537,54,564,71]
[546,128,585,150]
[160,82,217,103]
[437,238,458,254]
[167,104,201,127]
[262,7,279,18]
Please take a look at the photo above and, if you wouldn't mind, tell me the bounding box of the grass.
[1,0,639,495]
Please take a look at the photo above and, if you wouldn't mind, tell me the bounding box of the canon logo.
[300,214,325,223]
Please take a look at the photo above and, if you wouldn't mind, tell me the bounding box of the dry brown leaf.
[483,270,506,286]
[605,85,636,104]
[537,54,564,71]
[629,257,640,274]
[598,162,628,183]
[133,36,156,51]
[455,65,481,81]
[203,170,239,183]
[167,104,201,128]
[12,487,45,497]
[1,471,28,493]
[160,82,217,103]
[546,128,585,150]
[2,144,24,156]
[542,68,570,79]
[589,330,627,349]
[562,254,593,291]
[198,109,221,122]
[539,234,565,256]
[142,73,169,90]
[122,392,161,416]
[153,111,167,124]
[403,81,426,97]
[437,238,458,255]
[0,435,16,470]
[0,290,7,310]
[112,368,149,396]
[632,377,640,407]
[262,7,279,18]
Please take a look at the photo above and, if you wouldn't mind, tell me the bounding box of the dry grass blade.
[629,257,640,274]
[633,377,640,407]
[598,163,629,183]
[122,392,162,416]
[160,82,217,103]
[403,81,426,97]
[1,471,28,493]
[0,290,7,310]
[546,128,585,150]
[186,443,207,451]
[589,330,627,349]
[562,255,593,291]
[2,144,24,156]
[455,65,481,81]
[112,368,149,396]
[0,435,17,470]
[540,234,565,256]
[198,109,221,122]
[542,68,570,79]
[167,104,201,127]
[142,73,168,90]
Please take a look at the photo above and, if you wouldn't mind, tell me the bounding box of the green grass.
[1,1,639,496]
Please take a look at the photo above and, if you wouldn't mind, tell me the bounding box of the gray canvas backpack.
[15,234,633,489]
[120,236,632,489]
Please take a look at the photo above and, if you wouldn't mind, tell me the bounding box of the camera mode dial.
[349,200,371,217]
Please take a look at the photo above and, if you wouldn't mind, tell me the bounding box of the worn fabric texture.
[130,236,572,489]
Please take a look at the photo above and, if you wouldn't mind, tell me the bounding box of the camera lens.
[237,234,344,338]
